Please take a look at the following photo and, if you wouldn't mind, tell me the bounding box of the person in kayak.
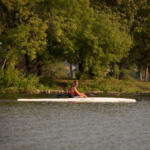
[68,80,87,98]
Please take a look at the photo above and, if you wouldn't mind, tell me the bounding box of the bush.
[0,66,20,88]
[0,66,41,93]
[19,74,40,92]
[120,69,133,80]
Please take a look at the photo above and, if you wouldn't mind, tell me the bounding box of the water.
[0,98,150,150]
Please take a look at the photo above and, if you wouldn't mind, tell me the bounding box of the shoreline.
[1,79,150,97]
[1,89,150,97]
[37,89,150,96]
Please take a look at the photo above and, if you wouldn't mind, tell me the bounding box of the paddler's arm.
[73,87,87,98]
[73,87,81,96]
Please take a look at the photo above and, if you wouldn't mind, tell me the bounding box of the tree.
[0,0,48,74]
[131,0,150,81]
[90,0,150,80]
[45,0,132,78]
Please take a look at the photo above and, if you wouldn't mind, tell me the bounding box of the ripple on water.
[0,100,150,150]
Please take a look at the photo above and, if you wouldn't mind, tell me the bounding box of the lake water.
[0,97,150,150]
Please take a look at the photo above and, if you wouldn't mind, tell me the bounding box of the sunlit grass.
[0,77,150,94]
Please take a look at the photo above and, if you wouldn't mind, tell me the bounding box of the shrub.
[19,74,40,92]
[0,66,41,93]
[119,69,133,80]
[0,66,20,88]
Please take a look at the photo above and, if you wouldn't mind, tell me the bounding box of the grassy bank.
[0,78,150,95]
[78,78,150,93]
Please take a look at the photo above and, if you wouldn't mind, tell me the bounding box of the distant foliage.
[0,0,149,92]
[0,64,40,92]
[42,60,69,79]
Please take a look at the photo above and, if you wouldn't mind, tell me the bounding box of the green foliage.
[0,0,149,92]
[19,74,40,92]
[94,13,132,64]
[132,0,150,66]
[0,0,48,74]
[42,60,69,79]
[120,69,133,80]
[0,65,41,93]
[78,78,143,93]
[46,0,132,77]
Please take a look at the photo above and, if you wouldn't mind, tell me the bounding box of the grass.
[53,78,150,94]
[0,77,150,94]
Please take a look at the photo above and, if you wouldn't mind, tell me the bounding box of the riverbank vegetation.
[1,78,150,95]
[0,0,149,94]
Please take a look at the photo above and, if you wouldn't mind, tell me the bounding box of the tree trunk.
[69,63,73,79]
[36,54,42,76]
[25,54,31,73]
[145,64,149,81]
[112,63,119,79]
[113,63,116,78]
[79,62,84,73]
[1,58,7,71]
[139,65,143,81]
[78,62,85,79]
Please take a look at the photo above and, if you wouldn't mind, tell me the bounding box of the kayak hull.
[17,97,136,103]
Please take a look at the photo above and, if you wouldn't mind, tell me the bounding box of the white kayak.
[17,97,136,103]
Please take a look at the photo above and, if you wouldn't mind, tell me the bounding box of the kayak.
[17,97,136,103]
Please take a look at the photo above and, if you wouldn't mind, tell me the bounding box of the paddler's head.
[74,80,78,86]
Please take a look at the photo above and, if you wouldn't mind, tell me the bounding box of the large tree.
[0,0,48,74]
[45,0,132,78]
[131,0,150,81]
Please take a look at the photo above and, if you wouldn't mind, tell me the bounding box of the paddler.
[68,80,87,98]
